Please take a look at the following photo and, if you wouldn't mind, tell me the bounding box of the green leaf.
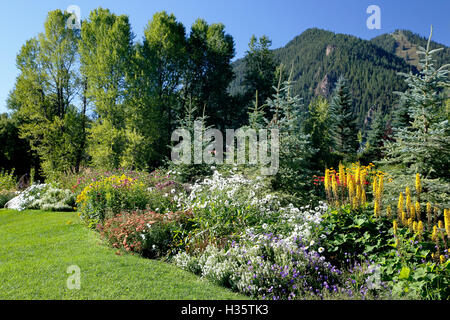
[399,266,411,280]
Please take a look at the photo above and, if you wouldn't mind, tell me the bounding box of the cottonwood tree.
[9,10,86,178]
[79,8,133,170]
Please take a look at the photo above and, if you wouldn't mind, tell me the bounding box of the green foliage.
[79,8,133,170]
[242,35,277,120]
[317,204,394,267]
[0,169,16,191]
[329,76,359,161]
[8,10,87,178]
[303,96,336,169]
[361,107,387,162]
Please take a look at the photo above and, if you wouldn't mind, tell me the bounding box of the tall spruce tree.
[329,76,359,161]
[363,107,386,161]
[383,27,450,179]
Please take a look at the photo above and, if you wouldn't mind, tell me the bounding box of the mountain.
[229,28,448,129]
[371,29,450,69]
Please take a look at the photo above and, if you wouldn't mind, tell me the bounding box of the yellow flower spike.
[406,188,411,216]
[387,205,392,219]
[438,220,444,230]
[407,218,413,231]
[401,210,407,226]
[413,221,418,234]
[393,220,398,235]
[415,201,421,221]
[377,175,384,195]
[356,184,362,202]
[410,205,415,221]
[418,221,424,236]
[415,173,422,195]
[372,176,378,196]
[324,169,331,193]
[346,173,352,190]
[374,201,380,218]
[331,174,338,201]
[397,193,404,217]
[432,225,438,242]
[348,177,355,200]
[427,202,432,225]
[352,197,358,210]
[361,188,367,204]
[444,209,450,237]
[359,170,366,187]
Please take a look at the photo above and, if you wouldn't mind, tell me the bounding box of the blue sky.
[1,0,449,113]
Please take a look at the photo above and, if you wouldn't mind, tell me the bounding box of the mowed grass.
[0,209,247,300]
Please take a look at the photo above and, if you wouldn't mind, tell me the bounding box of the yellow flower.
[393,220,398,235]
[387,205,392,219]
[339,163,345,186]
[418,221,424,235]
[444,209,450,238]
[410,204,415,220]
[397,193,404,215]
[413,221,418,234]
[432,225,438,242]
[415,173,422,195]
[440,255,446,264]
[415,202,421,220]
[374,201,380,218]
[324,169,331,193]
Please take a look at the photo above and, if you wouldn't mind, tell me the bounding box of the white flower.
[318,247,325,253]
[310,240,315,246]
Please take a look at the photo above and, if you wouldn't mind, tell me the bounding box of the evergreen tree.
[383,27,450,179]
[265,68,317,200]
[303,96,333,169]
[329,76,359,161]
[363,107,386,161]
[243,35,276,116]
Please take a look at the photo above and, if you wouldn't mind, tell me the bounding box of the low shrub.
[99,210,194,258]
[0,190,17,208]
[0,169,16,191]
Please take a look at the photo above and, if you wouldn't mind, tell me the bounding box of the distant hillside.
[230,28,419,128]
[371,29,450,69]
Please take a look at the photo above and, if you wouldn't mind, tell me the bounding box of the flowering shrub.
[177,170,324,250]
[76,174,150,227]
[99,210,194,258]
[4,184,75,211]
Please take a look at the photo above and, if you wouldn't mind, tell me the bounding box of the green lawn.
[0,209,247,300]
